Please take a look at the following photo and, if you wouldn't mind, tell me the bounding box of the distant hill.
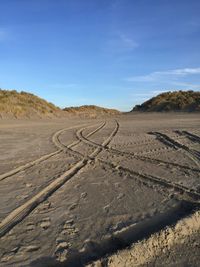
[132,90,200,112]
[0,89,120,119]
[0,89,62,119]
[63,105,120,118]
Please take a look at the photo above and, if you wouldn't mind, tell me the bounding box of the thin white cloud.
[0,29,7,42]
[107,32,138,53]
[126,67,200,82]
[130,90,170,99]
[151,90,170,95]
[171,81,200,90]
[118,33,138,50]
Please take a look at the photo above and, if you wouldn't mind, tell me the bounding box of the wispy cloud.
[0,29,7,42]
[118,33,138,50]
[107,32,138,53]
[171,81,200,90]
[130,90,169,99]
[126,67,200,82]
[151,89,170,95]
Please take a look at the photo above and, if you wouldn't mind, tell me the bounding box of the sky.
[0,0,200,111]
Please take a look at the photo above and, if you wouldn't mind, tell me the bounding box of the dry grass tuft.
[132,90,200,112]
[63,105,120,118]
[0,89,61,118]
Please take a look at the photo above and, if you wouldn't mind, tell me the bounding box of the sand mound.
[63,105,120,118]
[0,89,62,119]
[0,89,120,119]
[88,210,200,267]
[132,90,200,112]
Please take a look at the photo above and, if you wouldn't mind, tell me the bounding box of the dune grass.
[0,89,61,118]
[132,90,200,112]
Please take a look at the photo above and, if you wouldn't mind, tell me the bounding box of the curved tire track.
[55,121,107,160]
[75,128,200,173]
[0,122,101,182]
[98,159,200,202]
[0,149,62,182]
[56,121,106,150]
[0,120,118,238]
[176,130,200,145]
[150,132,200,168]
[75,128,200,201]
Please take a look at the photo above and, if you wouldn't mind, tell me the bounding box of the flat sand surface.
[0,113,199,267]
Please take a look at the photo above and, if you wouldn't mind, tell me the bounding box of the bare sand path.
[0,121,108,236]
[0,113,199,266]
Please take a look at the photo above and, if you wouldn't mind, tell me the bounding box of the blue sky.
[0,0,200,111]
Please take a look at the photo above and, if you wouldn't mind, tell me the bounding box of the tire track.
[149,132,200,167]
[75,128,200,173]
[0,150,62,182]
[74,129,200,201]
[0,122,104,224]
[98,159,200,202]
[0,122,102,182]
[0,123,90,182]
[54,121,106,160]
[176,130,200,145]
[56,121,106,150]
[116,149,200,173]
[76,120,119,151]
[134,154,200,173]
[0,120,118,238]
[130,145,173,157]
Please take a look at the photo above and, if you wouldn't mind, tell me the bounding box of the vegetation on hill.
[63,105,120,117]
[0,89,120,119]
[0,89,61,118]
[132,90,200,112]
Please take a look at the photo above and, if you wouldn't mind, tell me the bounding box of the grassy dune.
[132,90,200,112]
[0,89,61,118]
[63,105,121,117]
[0,89,120,119]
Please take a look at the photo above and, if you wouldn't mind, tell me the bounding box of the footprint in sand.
[61,219,79,236]
[1,247,20,263]
[16,194,29,200]
[69,203,78,211]
[81,192,87,199]
[103,204,110,213]
[54,219,79,262]
[26,222,35,231]
[23,245,40,252]
[55,241,71,262]
[39,217,51,229]
[25,183,32,188]
[114,182,121,188]
[117,193,125,200]
[74,183,81,189]
[1,253,15,263]
[36,201,52,214]
[55,219,79,246]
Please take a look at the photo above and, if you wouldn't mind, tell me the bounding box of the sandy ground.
[0,113,199,267]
